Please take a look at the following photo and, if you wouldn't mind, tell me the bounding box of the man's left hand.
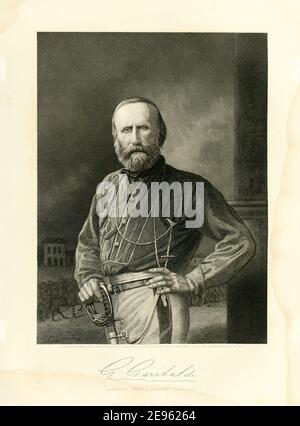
[147,267,196,294]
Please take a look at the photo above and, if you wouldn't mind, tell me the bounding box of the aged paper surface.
[0,0,300,405]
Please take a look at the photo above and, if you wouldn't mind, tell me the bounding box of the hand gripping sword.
[85,281,128,344]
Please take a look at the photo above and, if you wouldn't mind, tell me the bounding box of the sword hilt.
[85,282,125,344]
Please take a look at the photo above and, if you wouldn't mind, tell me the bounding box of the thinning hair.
[112,97,167,147]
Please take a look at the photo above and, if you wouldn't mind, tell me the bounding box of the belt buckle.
[112,284,122,295]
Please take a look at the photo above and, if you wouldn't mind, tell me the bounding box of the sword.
[85,282,128,344]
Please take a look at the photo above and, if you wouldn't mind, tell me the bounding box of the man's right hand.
[78,278,103,303]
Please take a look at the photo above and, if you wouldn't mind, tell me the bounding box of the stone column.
[227,34,268,343]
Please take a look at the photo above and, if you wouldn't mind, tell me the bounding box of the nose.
[131,127,140,145]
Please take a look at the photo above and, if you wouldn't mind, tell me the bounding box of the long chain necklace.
[113,163,172,247]
[153,215,173,268]
[114,216,172,246]
[109,162,174,265]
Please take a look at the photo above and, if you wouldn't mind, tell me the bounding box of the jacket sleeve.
[74,193,104,288]
[186,180,256,289]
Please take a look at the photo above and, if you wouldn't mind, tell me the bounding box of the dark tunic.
[74,156,255,343]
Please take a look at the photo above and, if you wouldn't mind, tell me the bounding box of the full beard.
[114,138,161,172]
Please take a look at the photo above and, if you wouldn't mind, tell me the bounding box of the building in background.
[39,238,75,267]
[43,238,66,266]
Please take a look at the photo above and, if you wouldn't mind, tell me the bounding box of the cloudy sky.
[38,33,235,246]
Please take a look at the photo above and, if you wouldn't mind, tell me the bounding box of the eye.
[122,127,132,133]
[139,125,149,131]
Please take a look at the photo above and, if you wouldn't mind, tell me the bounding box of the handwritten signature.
[99,357,198,383]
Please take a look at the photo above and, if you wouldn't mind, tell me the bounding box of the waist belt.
[103,271,159,294]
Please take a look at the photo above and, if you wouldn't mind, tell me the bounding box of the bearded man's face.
[113,102,161,172]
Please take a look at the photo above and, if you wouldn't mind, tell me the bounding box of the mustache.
[121,144,154,160]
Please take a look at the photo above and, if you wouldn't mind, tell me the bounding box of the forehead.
[114,102,157,127]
